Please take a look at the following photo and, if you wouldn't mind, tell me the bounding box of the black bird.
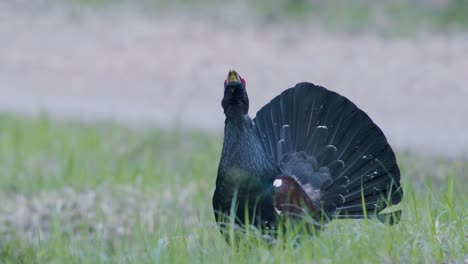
[213,69,403,239]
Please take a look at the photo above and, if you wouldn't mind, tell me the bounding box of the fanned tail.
[253,82,403,223]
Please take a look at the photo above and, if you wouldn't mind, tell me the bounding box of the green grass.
[64,0,468,32]
[0,114,467,263]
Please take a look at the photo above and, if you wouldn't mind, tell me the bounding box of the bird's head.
[222,69,249,115]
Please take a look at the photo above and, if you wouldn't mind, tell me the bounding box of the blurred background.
[1,1,467,261]
[1,0,467,158]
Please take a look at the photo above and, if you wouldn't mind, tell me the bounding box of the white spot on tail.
[273,179,282,187]
[274,207,282,215]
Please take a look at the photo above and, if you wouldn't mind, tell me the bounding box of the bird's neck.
[222,112,276,175]
[219,110,278,206]
[224,113,251,142]
[224,105,250,129]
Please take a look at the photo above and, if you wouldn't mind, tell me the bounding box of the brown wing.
[272,175,323,224]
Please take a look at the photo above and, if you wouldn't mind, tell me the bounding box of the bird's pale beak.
[227,69,240,83]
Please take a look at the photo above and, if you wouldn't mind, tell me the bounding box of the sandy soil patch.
[1,5,467,158]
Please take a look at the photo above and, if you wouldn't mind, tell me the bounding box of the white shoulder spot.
[273,179,282,188]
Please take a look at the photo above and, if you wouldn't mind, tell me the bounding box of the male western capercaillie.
[212,69,403,240]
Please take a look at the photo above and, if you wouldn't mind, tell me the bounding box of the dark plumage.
[213,69,403,240]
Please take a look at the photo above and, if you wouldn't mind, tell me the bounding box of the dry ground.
[1,3,467,159]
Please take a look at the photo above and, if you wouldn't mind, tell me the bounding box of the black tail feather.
[253,82,403,222]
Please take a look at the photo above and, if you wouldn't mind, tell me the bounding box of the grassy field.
[0,115,466,263]
[66,0,468,32]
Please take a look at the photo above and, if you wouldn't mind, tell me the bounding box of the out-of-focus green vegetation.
[0,115,467,263]
[67,0,468,32]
